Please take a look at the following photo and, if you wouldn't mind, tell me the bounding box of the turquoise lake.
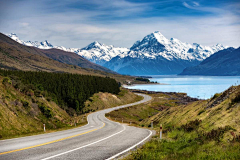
[125,76,240,99]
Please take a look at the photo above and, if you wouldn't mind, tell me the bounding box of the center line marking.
[0,123,105,155]
[41,125,126,160]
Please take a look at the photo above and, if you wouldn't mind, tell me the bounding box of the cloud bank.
[0,0,239,48]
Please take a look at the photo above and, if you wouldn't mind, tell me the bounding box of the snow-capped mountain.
[76,41,129,65]
[7,32,226,75]
[180,47,240,76]
[127,31,225,61]
[8,33,55,49]
[7,33,129,65]
[102,31,226,75]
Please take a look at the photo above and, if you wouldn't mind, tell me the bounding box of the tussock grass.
[0,76,141,140]
[126,130,240,160]
[84,89,143,112]
[108,87,240,159]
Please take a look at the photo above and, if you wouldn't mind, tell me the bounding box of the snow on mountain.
[7,32,227,75]
[8,33,25,44]
[7,33,129,64]
[75,41,129,64]
[7,32,225,63]
[8,33,54,49]
[180,47,240,76]
[128,31,225,61]
[102,31,226,75]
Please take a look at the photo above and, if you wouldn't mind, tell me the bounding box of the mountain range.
[0,33,116,75]
[8,32,226,75]
[180,47,240,76]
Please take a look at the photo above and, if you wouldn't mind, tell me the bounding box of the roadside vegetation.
[107,87,240,160]
[0,70,142,140]
[0,69,120,115]
[84,89,143,113]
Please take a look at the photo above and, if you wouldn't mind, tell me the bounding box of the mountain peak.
[40,40,53,47]
[130,31,168,51]
[82,41,104,50]
[92,41,101,45]
[152,31,164,36]
[9,33,17,36]
[151,31,169,45]
[8,33,23,43]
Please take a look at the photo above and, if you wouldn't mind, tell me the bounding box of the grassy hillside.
[107,87,240,159]
[0,76,86,139]
[0,69,120,115]
[83,89,143,113]
[0,75,142,140]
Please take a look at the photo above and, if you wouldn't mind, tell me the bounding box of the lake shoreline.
[122,83,169,88]
[122,76,240,99]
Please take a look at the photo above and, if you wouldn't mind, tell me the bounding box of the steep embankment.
[108,87,240,159]
[0,75,141,140]
[0,76,82,139]
[83,89,143,112]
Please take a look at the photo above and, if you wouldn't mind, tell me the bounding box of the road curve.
[0,93,153,160]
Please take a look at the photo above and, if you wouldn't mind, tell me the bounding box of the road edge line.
[106,129,153,160]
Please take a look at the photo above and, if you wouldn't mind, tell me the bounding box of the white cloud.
[183,2,192,9]
[0,0,239,48]
[193,1,200,6]
[19,22,29,27]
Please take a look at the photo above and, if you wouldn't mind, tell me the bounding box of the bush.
[227,92,240,110]
[136,77,150,82]
[197,125,235,142]
[198,109,205,115]
[21,100,29,108]
[180,119,202,132]
[38,103,53,118]
[2,77,12,85]
[231,92,240,104]
[211,93,221,100]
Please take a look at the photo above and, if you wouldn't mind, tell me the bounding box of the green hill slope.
[107,87,240,159]
[0,73,141,140]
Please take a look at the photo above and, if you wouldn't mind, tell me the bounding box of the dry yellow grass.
[108,87,240,136]
[84,89,143,112]
[0,76,142,140]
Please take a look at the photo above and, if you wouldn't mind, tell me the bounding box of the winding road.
[0,93,153,160]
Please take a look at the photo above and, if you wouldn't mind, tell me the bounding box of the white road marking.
[41,125,126,160]
[106,130,153,160]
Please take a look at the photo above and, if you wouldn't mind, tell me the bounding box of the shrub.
[38,103,53,118]
[232,92,240,104]
[211,93,221,100]
[197,125,235,142]
[2,77,12,85]
[198,109,205,115]
[231,132,240,143]
[21,100,29,108]
[227,92,240,110]
[136,77,150,82]
[180,119,202,132]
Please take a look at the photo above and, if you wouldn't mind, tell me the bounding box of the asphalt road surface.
[0,93,153,160]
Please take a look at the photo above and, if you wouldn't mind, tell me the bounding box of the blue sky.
[0,0,239,48]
